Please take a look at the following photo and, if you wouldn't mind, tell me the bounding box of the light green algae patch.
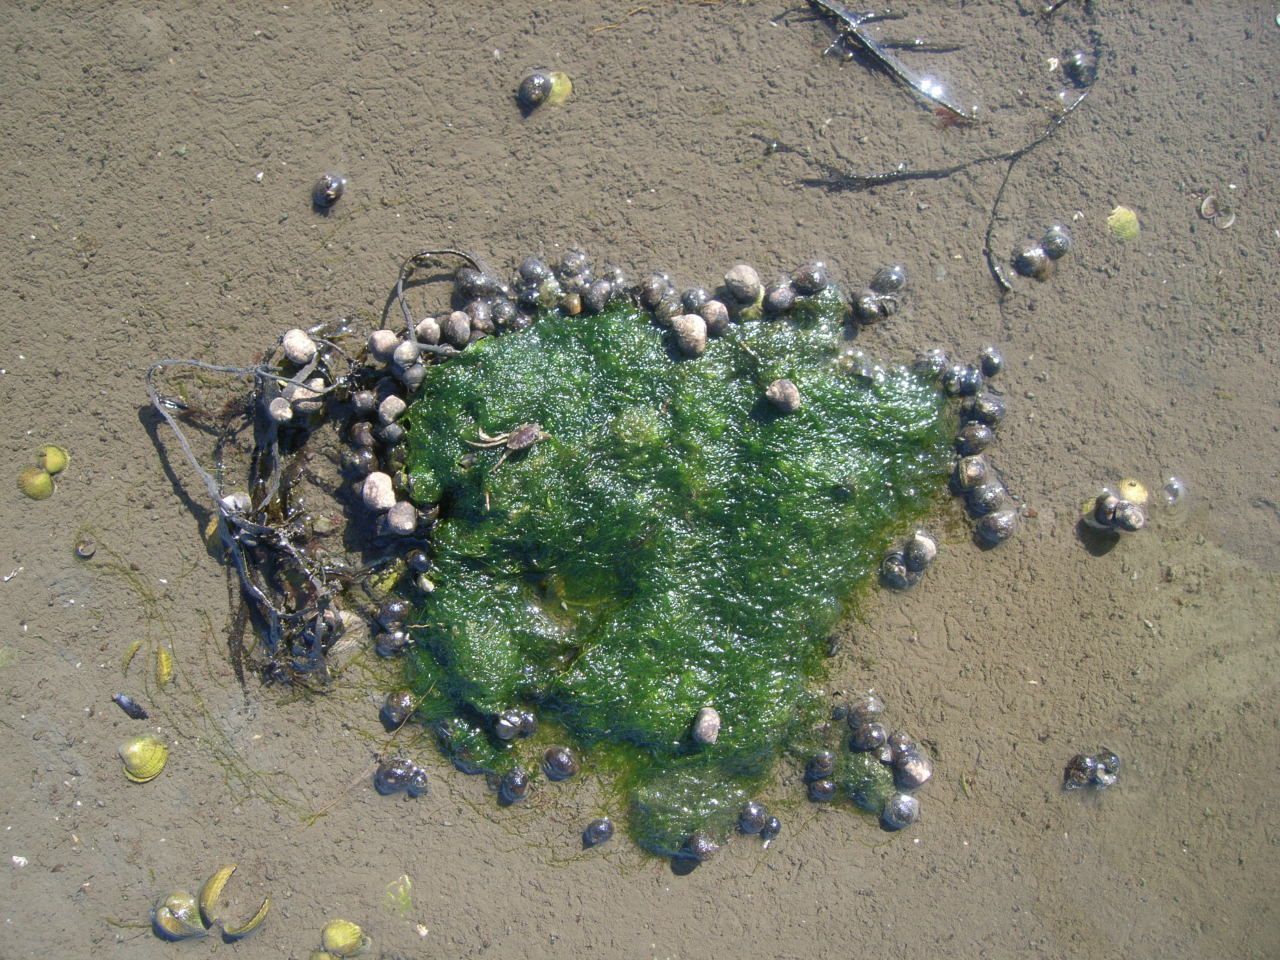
[403,298,950,855]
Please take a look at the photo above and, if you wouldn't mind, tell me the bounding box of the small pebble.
[765,378,802,414]
[378,394,407,425]
[291,377,326,414]
[672,314,708,357]
[442,311,472,348]
[848,692,885,723]
[267,396,294,424]
[759,816,782,843]
[700,299,730,336]
[352,389,377,415]
[368,329,398,361]
[392,339,420,369]
[281,328,317,365]
[386,501,418,535]
[401,363,426,392]
[415,316,441,345]
[361,472,396,512]
[724,264,762,304]
[692,706,721,744]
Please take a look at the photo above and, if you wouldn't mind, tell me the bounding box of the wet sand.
[1,2,1277,957]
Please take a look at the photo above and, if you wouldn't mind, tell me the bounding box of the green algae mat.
[402,298,951,855]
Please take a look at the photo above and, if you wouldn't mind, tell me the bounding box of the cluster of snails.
[1063,748,1121,791]
[811,691,934,830]
[1011,222,1074,282]
[913,345,1021,546]
[1080,477,1150,535]
[881,529,939,590]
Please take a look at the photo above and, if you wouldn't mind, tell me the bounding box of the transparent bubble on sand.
[1159,476,1189,509]
[1153,476,1191,527]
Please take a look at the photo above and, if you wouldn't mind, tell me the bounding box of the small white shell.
[281,328,318,365]
[692,706,721,745]
[361,472,396,512]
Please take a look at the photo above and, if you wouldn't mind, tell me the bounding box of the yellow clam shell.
[310,953,340,960]
[321,918,370,957]
[199,863,271,939]
[1107,205,1140,241]
[545,71,573,106]
[119,734,168,783]
[37,445,70,475]
[17,466,54,500]
[223,895,272,940]
[1116,477,1149,507]
[153,890,207,940]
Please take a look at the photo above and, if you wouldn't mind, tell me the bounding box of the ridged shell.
[37,445,70,474]
[119,734,168,783]
[17,466,53,500]
[321,918,370,957]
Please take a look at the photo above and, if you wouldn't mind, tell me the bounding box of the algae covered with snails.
[399,293,955,856]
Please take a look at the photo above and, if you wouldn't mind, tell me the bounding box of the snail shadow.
[668,855,701,877]
[1074,519,1120,557]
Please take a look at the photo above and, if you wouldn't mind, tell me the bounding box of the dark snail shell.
[738,800,769,835]
[499,766,530,804]
[808,778,836,802]
[684,831,720,862]
[583,818,614,847]
[881,792,920,830]
[374,756,415,795]
[542,745,580,781]
[850,721,889,753]
[806,749,837,781]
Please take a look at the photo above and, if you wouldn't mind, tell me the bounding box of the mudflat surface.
[1,2,1277,957]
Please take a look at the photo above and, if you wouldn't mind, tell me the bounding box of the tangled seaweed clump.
[400,280,954,856]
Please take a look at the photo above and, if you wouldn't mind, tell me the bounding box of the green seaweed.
[403,296,950,855]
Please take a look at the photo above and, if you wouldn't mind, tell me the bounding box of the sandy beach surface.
[1,2,1277,957]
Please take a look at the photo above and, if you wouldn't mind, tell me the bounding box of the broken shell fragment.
[222,895,272,940]
[17,466,53,500]
[155,646,174,687]
[197,862,271,938]
[119,734,168,783]
[321,918,371,957]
